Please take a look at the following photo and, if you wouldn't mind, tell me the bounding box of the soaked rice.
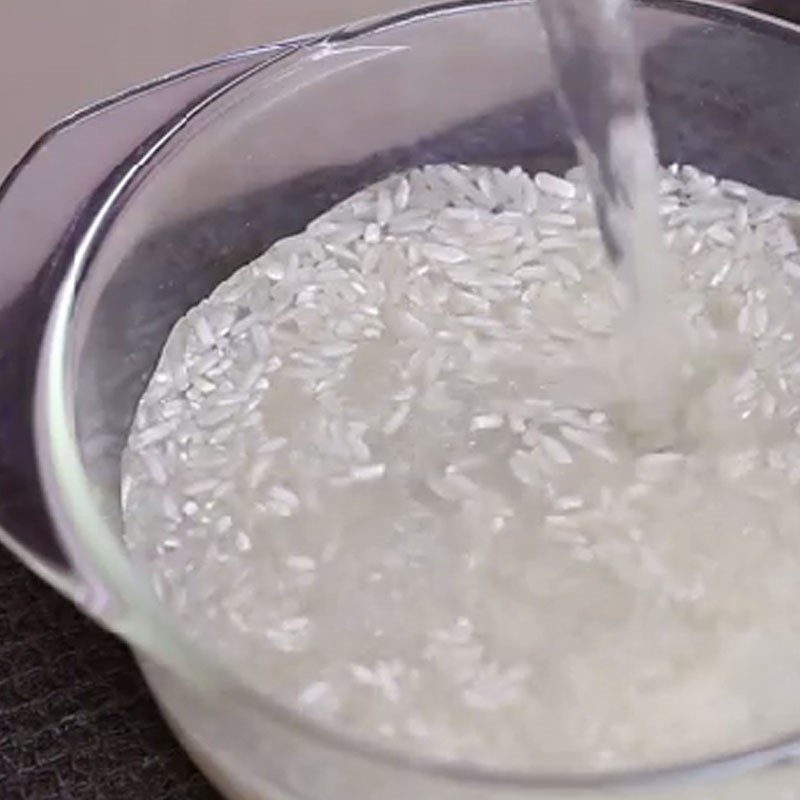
[123,163,800,769]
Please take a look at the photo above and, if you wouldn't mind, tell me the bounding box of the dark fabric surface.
[749,0,800,25]
[1,2,797,799]
[0,547,221,799]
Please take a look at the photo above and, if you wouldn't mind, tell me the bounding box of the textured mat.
[0,547,221,799]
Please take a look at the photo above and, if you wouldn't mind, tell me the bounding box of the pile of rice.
[123,163,800,769]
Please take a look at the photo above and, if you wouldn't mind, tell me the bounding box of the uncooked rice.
[123,163,800,770]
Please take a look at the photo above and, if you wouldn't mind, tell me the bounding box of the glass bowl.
[4,1,800,797]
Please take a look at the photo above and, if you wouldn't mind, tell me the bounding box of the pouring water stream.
[539,0,686,446]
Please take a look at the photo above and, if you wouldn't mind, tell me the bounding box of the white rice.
[122,163,800,771]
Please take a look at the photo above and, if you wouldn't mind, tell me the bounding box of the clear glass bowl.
[4,1,800,797]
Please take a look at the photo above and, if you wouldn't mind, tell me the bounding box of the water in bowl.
[121,0,800,774]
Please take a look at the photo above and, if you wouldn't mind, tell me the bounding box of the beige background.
[0,0,415,181]
[0,0,758,182]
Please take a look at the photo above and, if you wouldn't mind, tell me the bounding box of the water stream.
[538,0,670,300]
[539,0,685,444]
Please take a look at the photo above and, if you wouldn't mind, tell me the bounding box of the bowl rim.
[31,0,800,791]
